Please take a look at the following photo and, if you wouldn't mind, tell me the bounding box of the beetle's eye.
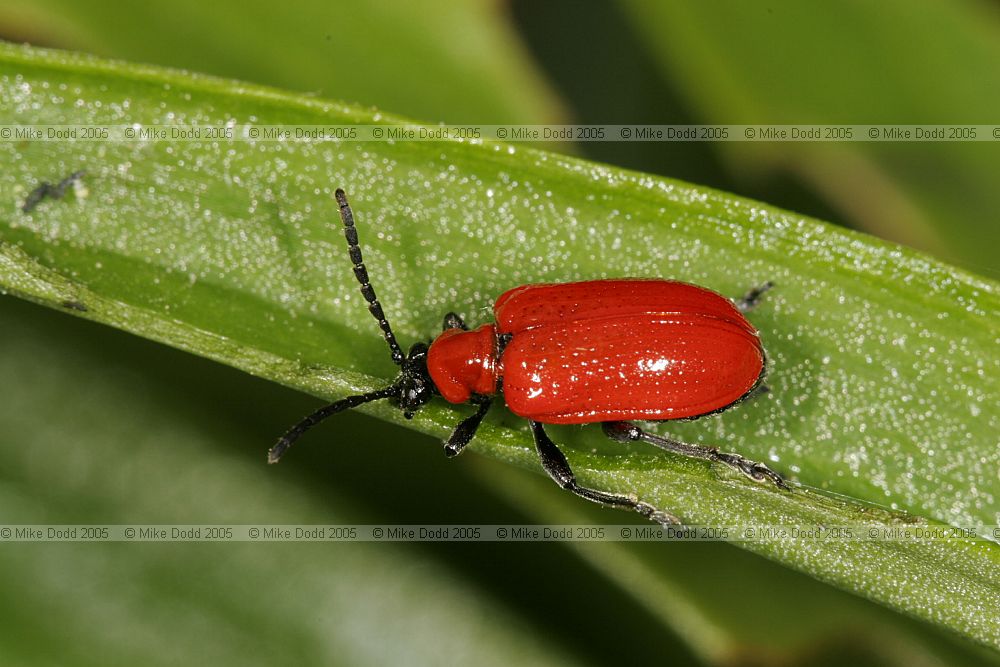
[403,411,414,420]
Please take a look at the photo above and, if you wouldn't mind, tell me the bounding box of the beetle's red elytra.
[270,189,789,526]
[429,280,765,423]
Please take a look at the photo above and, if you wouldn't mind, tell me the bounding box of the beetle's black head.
[397,342,435,418]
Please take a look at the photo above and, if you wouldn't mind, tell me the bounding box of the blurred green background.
[0,0,997,665]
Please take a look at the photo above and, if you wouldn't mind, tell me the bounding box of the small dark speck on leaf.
[21,170,86,213]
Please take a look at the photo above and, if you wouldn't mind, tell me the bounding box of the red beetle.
[270,190,788,524]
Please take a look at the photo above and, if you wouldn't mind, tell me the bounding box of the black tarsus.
[602,421,789,490]
[531,421,681,525]
[444,395,492,457]
[336,188,405,365]
[21,170,85,213]
[268,385,400,464]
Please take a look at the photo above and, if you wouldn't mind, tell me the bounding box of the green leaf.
[0,298,578,667]
[476,461,1000,666]
[0,0,563,125]
[1,43,998,647]
[620,0,1000,272]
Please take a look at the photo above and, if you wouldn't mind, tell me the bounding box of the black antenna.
[336,188,405,365]
[268,385,400,463]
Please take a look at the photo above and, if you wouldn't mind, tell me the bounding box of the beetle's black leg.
[443,395,492,457]
[603,422,789,490]
[734,281,774,313]
[531,421,681,525]
[442,312,468,331]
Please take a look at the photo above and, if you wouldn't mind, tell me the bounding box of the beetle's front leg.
[530,421,681,525]
[603,422,789,490]
[443,395,492,457]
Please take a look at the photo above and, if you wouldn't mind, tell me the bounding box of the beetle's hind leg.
[530,421,681,525]
[603,422,789,490]
[734,281,774,313]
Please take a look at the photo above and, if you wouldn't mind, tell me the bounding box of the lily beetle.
[269,189,788,524]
